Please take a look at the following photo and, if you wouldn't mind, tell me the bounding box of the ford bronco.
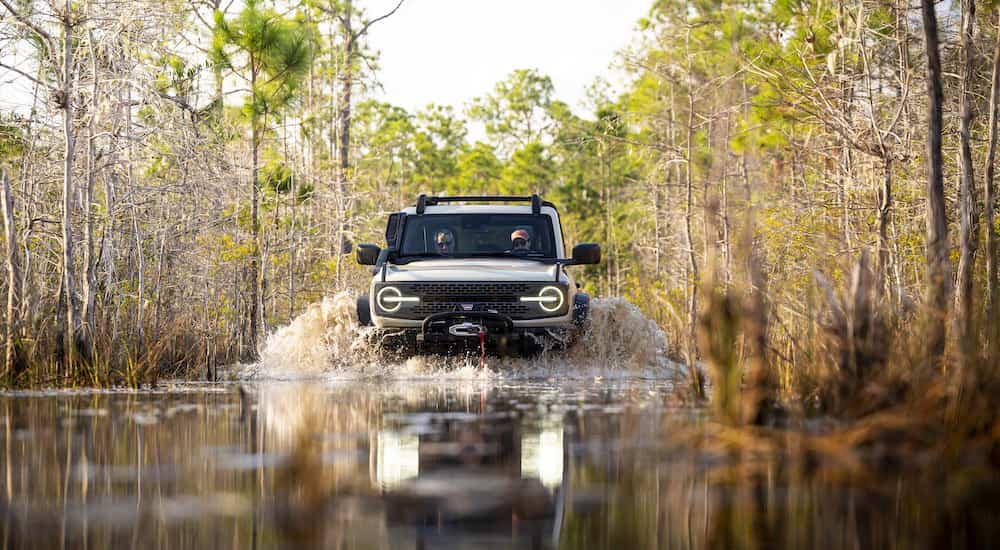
[355,195,600,355]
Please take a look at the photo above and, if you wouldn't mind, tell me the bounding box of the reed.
[692,245,1000,473]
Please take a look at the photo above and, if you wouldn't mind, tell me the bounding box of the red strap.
[479,330,486,369]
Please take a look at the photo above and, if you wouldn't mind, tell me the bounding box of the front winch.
[448,322,486,338]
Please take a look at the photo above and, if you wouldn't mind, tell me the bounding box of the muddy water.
[2,298,999,549]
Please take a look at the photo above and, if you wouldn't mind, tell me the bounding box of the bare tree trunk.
[60,2,80,374]
[334,0,354,289]
[289,169,297,323]
[653,177,663,276]
[104,169,118,341]
[984,10,1000,348]
[322,0,405,287]
[131,205,144,349]
[124,76,144,356]
[20,64,42,324]
[877,158,893,300]
[921,0,951,363]
[81,30,98,354]
[721,120,732,288]
[956,0,978,348]
[604,160,613,296]
[684,44,699,364]
[841,149,853,251]
[1,172,21,382]
[248,66,260,358]
[153,231,166,340]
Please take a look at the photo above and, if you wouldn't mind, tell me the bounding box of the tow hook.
[448,322,485,337]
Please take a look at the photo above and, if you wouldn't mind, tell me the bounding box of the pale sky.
[363,0,651,117]
[0,1,652,128]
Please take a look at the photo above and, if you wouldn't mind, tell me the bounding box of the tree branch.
[353,0,405,41]
[0,0,57,65]
[0,60,52,91]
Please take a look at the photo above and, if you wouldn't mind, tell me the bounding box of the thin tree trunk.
[684,34,699,365]
[289,169,297,323]
[20,64,42,324]
[105,160,119,341]
[956,0,978,348]
[877,157,893,301]
[248,64,260,358]
[335,0,354,289]
[721,119,732,288]
[81,30,98,353]
[604,159,613,296]
[124,76,143,356]
[131,205,144,349]
[1,172,21,382]
[921,0,951,363]
[986,10,1000,348]
[153,231,166,341]
[60,2,79,374]
[653,177,663,276]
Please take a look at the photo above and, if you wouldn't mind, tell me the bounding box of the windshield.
[399,214,557,258]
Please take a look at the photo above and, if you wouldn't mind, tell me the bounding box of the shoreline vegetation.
[0,0,999,483]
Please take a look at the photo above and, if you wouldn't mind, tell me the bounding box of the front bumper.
[374,311,573,354]
[374,311,575,329]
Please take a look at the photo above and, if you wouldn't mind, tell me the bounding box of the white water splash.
[256,292,362,376]
[247,292,683,381]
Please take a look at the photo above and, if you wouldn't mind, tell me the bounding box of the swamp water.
[2,294,999,549]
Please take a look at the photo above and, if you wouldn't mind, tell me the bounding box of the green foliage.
[413,104,467,189]
[467,68,555,156]
[450,142,502,194]
[260,159,293,194]
[154,54,198,98]
[0,115,26,166]
[498,142,554,195]
[212,0,317,133]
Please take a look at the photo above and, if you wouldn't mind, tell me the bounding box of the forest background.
[0,0,995,417]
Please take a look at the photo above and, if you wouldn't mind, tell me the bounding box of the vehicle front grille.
[384,282,559,320]
[404,282,531,303]
[409,301,531,318]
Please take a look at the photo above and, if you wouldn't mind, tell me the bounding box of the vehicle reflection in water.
[377,395,563,549]
[2,380,1000,549]
[521,418,564,491]
[375,430,419,490]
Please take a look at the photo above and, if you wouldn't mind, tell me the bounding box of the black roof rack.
[414,194,553,215]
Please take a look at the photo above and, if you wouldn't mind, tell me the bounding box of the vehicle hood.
[381,259,561,283]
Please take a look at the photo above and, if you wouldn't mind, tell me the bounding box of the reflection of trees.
[9,386,1000,549]
[558,407,1000,550]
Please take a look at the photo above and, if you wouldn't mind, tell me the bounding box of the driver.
[434,228,455,254]
[510,229,531,254]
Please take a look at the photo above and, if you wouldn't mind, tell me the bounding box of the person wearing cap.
[510,229,531,254]
[435,228,455,254]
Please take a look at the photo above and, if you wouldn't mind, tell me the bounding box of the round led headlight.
[376,286,419,313]
[520,285,565,313]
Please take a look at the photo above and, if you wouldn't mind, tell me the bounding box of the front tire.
[573,293,590,328]
[357,295,372,326]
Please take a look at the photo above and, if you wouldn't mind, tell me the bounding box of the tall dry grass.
[691,244,1000,473]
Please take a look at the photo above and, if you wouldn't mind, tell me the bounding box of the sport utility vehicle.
[355,195,600,355]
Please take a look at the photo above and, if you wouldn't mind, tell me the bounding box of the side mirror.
[356,243,380,265]
[571,243,601,265]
